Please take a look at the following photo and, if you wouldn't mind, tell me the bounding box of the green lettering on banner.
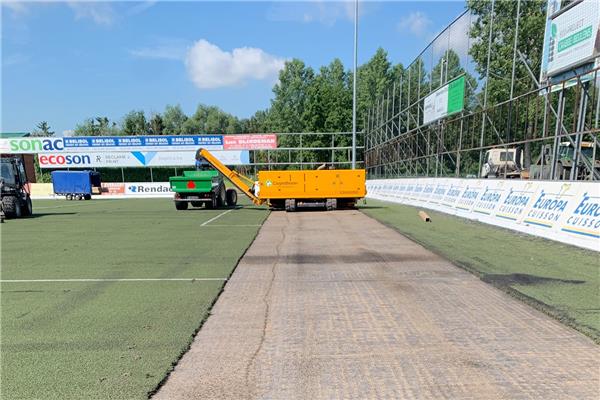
[558,26,593,52]
[447,76,465,115]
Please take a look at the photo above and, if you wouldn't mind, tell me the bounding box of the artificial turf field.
[361,199,600,342]
[1,197,598,399]
[1,198,268,400]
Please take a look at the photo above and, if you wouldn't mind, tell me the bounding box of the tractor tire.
[76,195,84,201]
[84,194,92,200]
[175,201,188,210]
[22,195,33,216]
[191,201,203,208]
[226,189,237,207]
[66,194,73,200]
[2,196,18,218]
[206,193,217,209]
[216,184,226,207]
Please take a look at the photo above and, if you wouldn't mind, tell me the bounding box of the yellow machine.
[197,148,366,211]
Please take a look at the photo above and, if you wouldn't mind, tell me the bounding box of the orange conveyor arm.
[198,148,265,206]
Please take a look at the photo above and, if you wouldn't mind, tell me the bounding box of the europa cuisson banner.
[367,178,600,251]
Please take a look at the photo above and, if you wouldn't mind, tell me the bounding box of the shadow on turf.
[482,273,586,287]
[24,212,78,218]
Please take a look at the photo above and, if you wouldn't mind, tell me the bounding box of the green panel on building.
[447,76,465,115]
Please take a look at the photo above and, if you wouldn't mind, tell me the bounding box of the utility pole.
[352,0,358,169]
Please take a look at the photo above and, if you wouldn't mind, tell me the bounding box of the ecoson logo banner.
[38,154,91,166]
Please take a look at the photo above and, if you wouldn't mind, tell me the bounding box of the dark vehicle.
[51,170,101,200]
[0,155,33,219]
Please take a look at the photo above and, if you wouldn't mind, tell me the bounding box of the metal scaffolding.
[365,7,600,181]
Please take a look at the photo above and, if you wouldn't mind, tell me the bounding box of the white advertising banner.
[546,0,600,76]
[38,150,249,168]
[366,178,600,252]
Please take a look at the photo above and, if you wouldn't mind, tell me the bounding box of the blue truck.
[51,171,102,200]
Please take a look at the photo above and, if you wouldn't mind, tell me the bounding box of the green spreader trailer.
[169,170,237,210]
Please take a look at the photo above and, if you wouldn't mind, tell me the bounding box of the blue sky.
[2,1,467,134]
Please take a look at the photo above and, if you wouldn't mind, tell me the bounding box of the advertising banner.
[366,178,600,252]
[38,150,250,168]
[0,135,224,154]
[423,76,465,125]
[541,0,600,80]
[125,182,172,196]
[1,134,278,154]
[223,134,277,150]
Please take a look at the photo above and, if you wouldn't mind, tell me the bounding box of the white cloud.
[2,1,29,15]
[185,40,287,89]
[398,11,432,38]
[67,2,115,26]
[130,39,190,61]
[3,53,29,67]
[126,0,157,16]
[267,1,371,26]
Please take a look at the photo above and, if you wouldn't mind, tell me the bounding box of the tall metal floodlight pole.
[352,0,358,169]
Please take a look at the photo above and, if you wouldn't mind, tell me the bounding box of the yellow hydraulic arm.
[198,148,265,205]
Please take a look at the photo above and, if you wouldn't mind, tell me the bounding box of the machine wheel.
[84,194,92,200]
[556,163,566,180]
[2,196,18,218]
[226,189,237,207]
[175,201,189,210]
[22,195,33,216]
[285,199,296,212]
[76,194,83,200]
[66,194,73,200]
[216,184,226,207]
[326,198,337,211]
[191,201,203,208]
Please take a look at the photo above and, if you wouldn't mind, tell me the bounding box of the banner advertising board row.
[0,134,277,154]
[423,76,465,125]
[366,178,600,251]
[30,182,174,198]
[38,150,249,168]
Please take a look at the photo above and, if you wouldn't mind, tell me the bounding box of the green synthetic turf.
[361,199,600,342]
[1,198,268,399]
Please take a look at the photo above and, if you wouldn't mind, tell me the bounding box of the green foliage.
[121,110,148,135]
[181,104,240,134]
[468,0,546,105]
[162,104,188,135]
[31,121,55,137]
[74,117,120,136]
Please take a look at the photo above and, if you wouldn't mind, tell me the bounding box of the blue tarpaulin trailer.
[51,171,101,200]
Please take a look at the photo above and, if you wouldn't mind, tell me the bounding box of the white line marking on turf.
[0,278,227,283]
[203,224,262,227]
[201,209,234,226]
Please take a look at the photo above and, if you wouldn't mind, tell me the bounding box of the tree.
[149,113,164,135]
[121,110,148,135]
[162,105,188,135]
[74,117,119,136]
[181,104,241,134]
[468,0,546,105]
[31,121,55,137]
[269,59,315,133]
